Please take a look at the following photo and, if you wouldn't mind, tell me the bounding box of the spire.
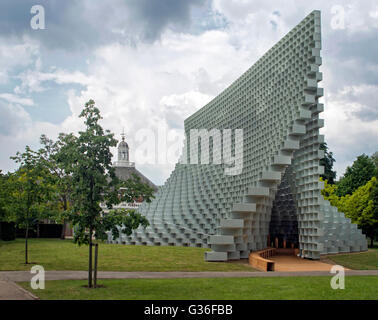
[121,127,125,141]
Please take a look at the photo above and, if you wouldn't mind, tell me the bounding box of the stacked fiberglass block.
[109,10,367,260]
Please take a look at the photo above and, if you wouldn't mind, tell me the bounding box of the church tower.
[112,130,156,190]
[118,131,129,162]
[114,131,134,167]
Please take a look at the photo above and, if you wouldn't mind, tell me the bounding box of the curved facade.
[109,10,367,260]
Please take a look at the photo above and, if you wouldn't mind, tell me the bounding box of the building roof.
[114,166,158,192]
[118,140,129,148]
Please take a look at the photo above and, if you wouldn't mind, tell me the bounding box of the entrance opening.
[269,166,299,249]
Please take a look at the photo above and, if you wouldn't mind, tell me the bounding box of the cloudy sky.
[0,0,377,185]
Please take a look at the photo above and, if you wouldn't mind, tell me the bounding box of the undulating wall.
[109,10,367,260]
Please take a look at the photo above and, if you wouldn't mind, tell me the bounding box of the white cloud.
[48,27,275,184]
[160,90,213,128]
[17,69,92,94]
[1,1,378,184]
[0,101,32,135]
[321,85,378,179]
[0,93,34,106]
[0,36,39,84]
[0,100,60,173]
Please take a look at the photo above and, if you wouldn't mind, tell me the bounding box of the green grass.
[0,238,255,272]
[19,276,378,300]
[327,248,378,270]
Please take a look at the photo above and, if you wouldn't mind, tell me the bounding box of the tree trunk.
[94,243,98,288]
[25,225,29,264]
[60,197,68,240]
[37,223,40,238]
[25,205,30,264]
[371,237,374,248]
[60,221,66,240]
[88,227,93,288]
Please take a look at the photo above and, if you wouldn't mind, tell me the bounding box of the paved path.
[1,270,378,283]
[0,280,37,300]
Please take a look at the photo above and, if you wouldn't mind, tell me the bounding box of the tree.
[62,100,153,288]
[321,177,378,247]
[371,151,378,177]
[38,133,77,239]
[0,170,7,221]
[371,151,378,168]
[320,177,339,207]
[342,178,377,247]
[319,142,336,184]
[336,154,376,197]
[370,178,378,245]
[0,172,15,241]
[7,146,55,263]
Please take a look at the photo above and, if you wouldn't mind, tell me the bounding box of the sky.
[0,0,377,185]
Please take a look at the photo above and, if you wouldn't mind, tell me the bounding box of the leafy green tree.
[320,177,339,207]
[336,154,376,197]
[38,133,77,239]
[320,142,336,184]
[62,100,153,288]
[7,146,55,263]
[0,170,7,222]
[371,151,378,177]
[341,178,377,247]
[370,178,378,244]
[322,177,378,247]
[371,151,378,168]
[0,171,14,240]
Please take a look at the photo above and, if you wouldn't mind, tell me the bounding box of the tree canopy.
[320,142,337,184]
[321,177,378,247]
[6,146,56,263]
[38,133,77,238]
[336,154,376,197]
[59,99,153,287]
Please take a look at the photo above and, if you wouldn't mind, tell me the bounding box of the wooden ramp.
[249,248,341,272]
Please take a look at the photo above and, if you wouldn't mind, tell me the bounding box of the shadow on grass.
[81,285,106,289]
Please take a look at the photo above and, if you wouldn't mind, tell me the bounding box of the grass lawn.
[19,276,378,300]
[0,238,255,272]
[326,248,378,270]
